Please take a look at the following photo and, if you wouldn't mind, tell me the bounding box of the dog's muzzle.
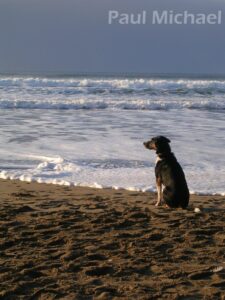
[143,141,149,148]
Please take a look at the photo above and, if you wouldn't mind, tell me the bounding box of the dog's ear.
[154,138,159,146]
[156,136,171,144]
[164,137,171,143]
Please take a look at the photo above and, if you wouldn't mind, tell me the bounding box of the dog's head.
[143,136,171,153]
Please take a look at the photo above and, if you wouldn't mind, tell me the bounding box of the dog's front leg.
[155,177,162,206]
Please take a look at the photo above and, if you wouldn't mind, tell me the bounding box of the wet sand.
[0,179,225,299]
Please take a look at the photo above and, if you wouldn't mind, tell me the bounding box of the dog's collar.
[157,151,176,160]
[156,151,167,158]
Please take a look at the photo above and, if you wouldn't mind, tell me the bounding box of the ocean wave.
[0,98,224,111]
[0,76,225,111]
[1,76,225,96]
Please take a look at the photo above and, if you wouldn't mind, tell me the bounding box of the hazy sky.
[0,0,225,75]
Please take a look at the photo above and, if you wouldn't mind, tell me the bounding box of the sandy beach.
[0,179,225,299]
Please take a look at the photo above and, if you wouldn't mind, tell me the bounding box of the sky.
[0,0,225,76]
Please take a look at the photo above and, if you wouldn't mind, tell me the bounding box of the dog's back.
[155,152,189,208]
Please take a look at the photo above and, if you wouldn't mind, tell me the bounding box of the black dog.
[143,136,189,209]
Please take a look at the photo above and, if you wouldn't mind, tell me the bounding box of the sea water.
[0,76,224,195]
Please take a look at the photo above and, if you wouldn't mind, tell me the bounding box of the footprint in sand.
[12,205,35,214]
[86,254,107,261]
[188,269,213,280]
[85,266,114,276]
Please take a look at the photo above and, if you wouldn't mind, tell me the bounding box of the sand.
[0,179,225,300]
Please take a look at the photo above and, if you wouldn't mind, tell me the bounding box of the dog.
[143,136,189,209]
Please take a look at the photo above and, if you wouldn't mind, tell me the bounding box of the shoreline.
[0,178,225,299]
[1,176,224,197]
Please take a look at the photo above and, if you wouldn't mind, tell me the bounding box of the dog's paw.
[155,201,161,207]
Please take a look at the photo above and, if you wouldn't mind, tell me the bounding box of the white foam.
[0,159,224,195]
[0,96,224,111]
[0,76,225,111]
[1,76,225,92]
